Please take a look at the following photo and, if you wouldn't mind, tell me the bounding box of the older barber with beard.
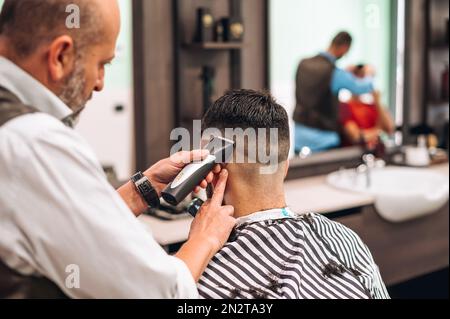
[0,0,235,298]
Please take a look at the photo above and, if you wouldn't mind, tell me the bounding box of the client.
[339,65,395,148]
[197,89,389,299]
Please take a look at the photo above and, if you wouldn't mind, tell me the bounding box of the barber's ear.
[47,35,76,82]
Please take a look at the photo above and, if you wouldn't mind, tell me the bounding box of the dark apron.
[0,86,68,299]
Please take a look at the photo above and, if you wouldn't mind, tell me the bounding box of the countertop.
[139,163,449,246]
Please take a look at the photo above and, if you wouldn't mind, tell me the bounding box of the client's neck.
[327,47,338,59]
[226,179,287,219]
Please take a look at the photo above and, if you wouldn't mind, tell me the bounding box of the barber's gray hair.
[0,0,103,57]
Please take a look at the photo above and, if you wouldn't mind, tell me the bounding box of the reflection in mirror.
[269,0,405,160]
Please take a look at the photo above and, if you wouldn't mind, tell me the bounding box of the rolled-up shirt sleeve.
[0,114,198,299]
[332,68,374,96]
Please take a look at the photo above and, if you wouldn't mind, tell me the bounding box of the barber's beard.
[58,60,89,125]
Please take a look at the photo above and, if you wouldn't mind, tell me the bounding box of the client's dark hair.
[202,89,290,164]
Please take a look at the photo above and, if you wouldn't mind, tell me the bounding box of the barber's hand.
[144,150,221,196]
[363,65,376,78]
[346,65,357,73]
[188,169,236,255]
[363,128,382,149]
[372,90,382,105]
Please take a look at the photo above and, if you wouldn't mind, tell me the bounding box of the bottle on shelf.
[217,16,244,42]
[194,8,214,43]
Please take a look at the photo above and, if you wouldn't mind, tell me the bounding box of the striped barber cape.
[198,208,390,299]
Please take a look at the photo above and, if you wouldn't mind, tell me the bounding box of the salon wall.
[76,0,135,180]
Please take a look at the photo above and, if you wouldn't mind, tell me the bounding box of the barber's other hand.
[346,64,357,73]
[363,65,376,78]
[372,90,382,105]
[188,169,236,255]
[144,150,221,196]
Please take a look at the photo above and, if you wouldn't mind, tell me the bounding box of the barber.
[0,0,235,298]
[293,31,375,153]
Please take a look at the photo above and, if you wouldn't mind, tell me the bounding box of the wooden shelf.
[183,42,244,50]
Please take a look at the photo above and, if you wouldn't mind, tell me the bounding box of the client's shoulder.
[298,212,375,263]
[296,213,390,299]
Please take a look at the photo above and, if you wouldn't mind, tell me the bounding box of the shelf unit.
[183,42,244,50]
[419,0,449,149]
[423,0,449,121]
[172,0,244,129]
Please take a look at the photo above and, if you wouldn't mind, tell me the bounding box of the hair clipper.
[161,137,235,206]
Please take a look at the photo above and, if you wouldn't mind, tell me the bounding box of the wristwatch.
[131,172,160,208]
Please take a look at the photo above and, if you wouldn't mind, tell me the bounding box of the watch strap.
[131,172,160,208]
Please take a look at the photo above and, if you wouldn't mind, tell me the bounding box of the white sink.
[327,167,449,223]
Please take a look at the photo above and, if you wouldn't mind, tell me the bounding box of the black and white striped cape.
[198,209,390,299]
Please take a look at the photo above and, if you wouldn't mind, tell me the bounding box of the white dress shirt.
[0,57,198,299]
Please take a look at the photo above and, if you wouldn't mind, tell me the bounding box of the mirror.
[269,0,405,161]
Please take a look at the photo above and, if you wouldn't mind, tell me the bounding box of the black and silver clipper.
[161,136,235,206]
